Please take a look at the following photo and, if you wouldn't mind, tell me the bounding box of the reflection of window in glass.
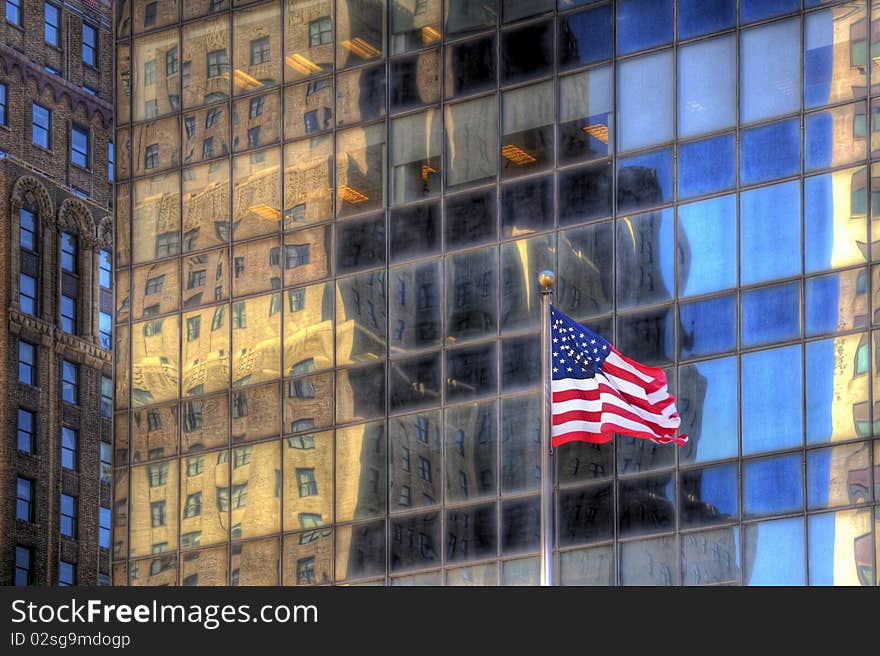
[144,143,159,169]
[247,126,261,148]
[183,402,203,432]
[851,19,867,68]
[144,60,155,86]
[297,468,317,497]
[288,288,306,312]
[166,47,178,76]
[207,50,229,78]
[304,110,320,134]
[147,462,169,486]
[288,374,315,399]
[232,301,247,328]
[186,316,201,341]
[286,244,310,268]
[296,557,315,584]
[854,110,867,139]
[233,446,251,467]
[414,416,429,443]
[854,334,869,374]
[187,270,206,289]
[150,500,166,527]
[310,17,332,47]
[144,2,156,27]
[184,493,202,518]
[398,485,411,506]
[418,456,431,481]
[145,275,165,294]
[250,36,270,65]
[186,456,204,476]
[211,305,226,330]
[249,96,264,118]
[851,168,867,215]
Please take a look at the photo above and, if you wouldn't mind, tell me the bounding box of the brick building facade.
[0,0,113,586]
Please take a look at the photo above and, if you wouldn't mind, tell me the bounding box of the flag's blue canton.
[550,308,611,381]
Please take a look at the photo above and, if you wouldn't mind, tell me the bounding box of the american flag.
[550,306,687,448]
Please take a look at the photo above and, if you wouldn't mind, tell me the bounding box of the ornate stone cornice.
[0,44,112,128]
[8,308,112,365]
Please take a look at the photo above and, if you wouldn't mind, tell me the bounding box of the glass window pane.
[183,105,230,165]
[336,364,386,423]
[556,222,614,319]
[284,0,333,83]
[182,306,229,397]
[445,246,497,343]
[806,270,868,336]
[336,422,386,522]
[390,512,440,572]
[678,35,735,138]
[336,123,386,217]
[679,463,739,529]
[741,18,801,124]
[679,294,736,359]
[681,526,741,585]
[743,453,804,517]
[284,78,334,141]
[335,520,385,581]
[445,400,497,503]
[232,3,281,96]
[677,194,736,298]
[283,135,334,228]
[501,234,554,332]
[231,236,282,298]
[182,162,230,253]
[559,4,612,70]
[744,517,805,585]
[282,225,331,287]
[390,0,440,54]
[283,281,334,376]
[617,49,674,152]
[805,4,869,109]
[232,148,282,241]
[677,0,735,40]
[500,20,553,84]
[391,109,441,204]
[336,0,385,69]
[741,118,800,186]
[678,133,736,200]
[678,357,738,465]
[806,334,868,444]
[133,29,180,122]
[502,81,553,178]
[445,188,497,251]
[445,34,496,99]
[559,65,613,165]
[389,259,441,354]
[231,294,281,387]
[617,0,672,56]
[446,342,498,402]
[445,0,496,36]
[132,316,180,407]
[807,442,872,510]
[741,0,799,23]
[501,175,552,236]
[620,536,676,585]
[808,509,874,585]
[182,17,229,110]
[390,50,440,112]
[390,202,441,262]
[741,281,801,347]
[740,180,801,285]
[615,305,675,366]
[389,354,441,413]
[616,208,674,310]
[741,344,803,455]
[446,504,496,563]
[336,213,386,274]
[501,496,540,555]
[804,167,869,273]
[336,65,386,126]
[445,96,497,191]
[617,148,673,213]
[559,483,613,547]
[618,474,675,538]
[559,161,612,226]
[336,271,386,364]
[560,545,615,586]
[389,412,441,511]
[806,102,868,172]
[132,173,180,265]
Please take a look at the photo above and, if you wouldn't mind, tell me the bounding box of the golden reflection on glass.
[182,305,230,398]
[502,80,554,178]
[283,225,332,286]
[807,102,868,171]
[336,421,387,522]
[335,519,386,581]
[230,441,280,540]
[285,0,334,83]
[131,316,180,407]
[284,372,334,433]
[284,78,334,140]
[129,460,180,558]
[810,508,873,585]
[131,403,179,464]
[390,0,441,54]
[446,562,497,586]
[132,173,180,265]
[183,249,230,309]
[183,107,230,165]
[183,160,229,253]
[113,469,129,561]
[117,42,131,126]
[231,293,282,387]
[180,547,228,585]
[115,127,131,179]
[113,563,127,586]
[114,413,130,466]
[284,281,334,377]
[133,0,178,34]
[811,442,871,509]
[185,0,229,20]
[115,324,131,410]
[871,163,880,259]
[181,394,229,452]
[182,16,230,109]
[231,383,281,443]
[336,123,386,217]
[116,268,131,324]
[388,259,442,354]
[179,451,229,550]
[232,2,282,96]
[389,411,441,513]
[132,259,179,321]
[232,147,283,240]
[284,429,332,531]
[336,0,386,68]
[132,116,180,177]
[128,555,178,586]
[805,3,868,107]
[116,185,131,267]
[391,109,441,205]
[233,91,282,152]
[132,29,180,122]
[336,64,386,126]
[283,529,333,585]
[230,538,279,585]
[231,237,282,297]
[117,0,131,37]
[336,271,386,364]
[284,136,334,227]
[501,234,555,330]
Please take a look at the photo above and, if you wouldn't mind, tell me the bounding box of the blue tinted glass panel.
[678,35,736,138]
[678,356,738,464]
[741,282,800,347]
[615,306,675,366]
[741,345,803,455]
[679,294,736,359]
[558,4,613,70]
[559,161,612,225]
[805,335,867,445]
[808,510,874,586]
[805,103,867,172]
[677,194,736,297]
[806,271,867,336]
[740,180,801,285]
[617,0,673,55]
[618,50,674,151]
[677,0,736,40]
[741,19,801,123]
[805,8,868,109]
[807,443,871,510]
[740,118,800,186]
[617,148,672,213]
[677,133,735,199]
[743,453,803,517]
[741,0,799,23]
[744,517,805,585]
[616,208,674,310]
[679,463,739,528]
[804,168,868,273]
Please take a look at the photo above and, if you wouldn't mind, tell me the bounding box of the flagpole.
[538,270,555,587]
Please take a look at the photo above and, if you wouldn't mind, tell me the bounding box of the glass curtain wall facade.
[114,0,879,585]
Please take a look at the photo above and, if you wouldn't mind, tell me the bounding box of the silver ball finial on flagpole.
[538,270,555,291]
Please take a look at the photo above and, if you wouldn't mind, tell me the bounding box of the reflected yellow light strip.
[621,216,636,250]
[338,185,368,204]
[501,144,537,165]
[422,26,441,44]
[421,164,436,182]
[248,204,281,221]
[285,54,323,75]
[233,69,263,90]
[582,123,609,144]
[340,37,381,60]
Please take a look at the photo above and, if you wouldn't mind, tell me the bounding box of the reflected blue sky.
[744,453,803,516]
[741,180,801,285]
[678,0,736,42]
[805,338,834,445]
[677,194,736,297]
[740,18,800,123]
[746,516,805,585]
[680,356,738,463]
[678,133,736,199]
[617,0,672,56]
[741,118,800,185]
[741,0,799,24]
[742,345,802,454]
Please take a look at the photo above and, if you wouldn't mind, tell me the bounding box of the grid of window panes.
[113,0,879,586]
